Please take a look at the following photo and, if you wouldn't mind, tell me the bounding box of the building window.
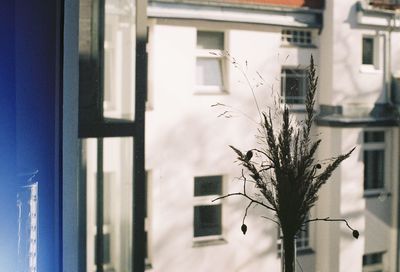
[196,31,225,93]
[193,176,223,239]
[362,252,384,272]
[362,37,374,65]
[277,222,311,254]
[281,29,313,46]
[364,131,385,192]
[78,0,146,270]
[281,68,308,104]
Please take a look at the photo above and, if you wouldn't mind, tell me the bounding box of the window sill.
[280,44,317,49]
[145,263,153,271]
[192,237,227,248]
[363,190,391,199]
[194,87,228,95]
[360,65,382,74]
[297,247,315,256]
[277,247,314,258]
[280,103,307,112]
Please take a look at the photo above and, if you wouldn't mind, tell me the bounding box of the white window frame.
[281,29,313,47]
[363,129,389,196]
[193,175,224,244]
[145,171,152,270]
[361,35,380,71]
[195,31,227,94]
[281,67,308,106]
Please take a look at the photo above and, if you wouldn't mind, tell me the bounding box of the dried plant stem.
[212,192,276,212]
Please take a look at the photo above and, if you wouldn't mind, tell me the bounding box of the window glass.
[197,31,224,50]
[277,219,310,253]
[193,175,223,239]
[364,150,385,190]
[81,137,133,272]
[364,131,385,143]
[362,252,384,272]
[362,37,374,65]
[194,205,222,237]
[194,176,223,196]
[363,131,385,191]
[281,69,308,104]
[103,0,136,120]
[281,29,313,46]
[196,58,223,87]
[196,31,225,92]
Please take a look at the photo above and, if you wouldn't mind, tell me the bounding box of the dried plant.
[213,56,357,272]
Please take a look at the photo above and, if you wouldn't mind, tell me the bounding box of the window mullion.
[95,138,104,272]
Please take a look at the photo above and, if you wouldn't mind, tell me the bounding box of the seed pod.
[352,230,359,239]
[241,224,247,235]
[245,150,253,161]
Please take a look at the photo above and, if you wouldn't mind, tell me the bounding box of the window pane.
[282,69,307,104]
[197,31,224,50]
[363,252,383,265]
[281,29,312,46]
[362,37,374,65]
[194,176,222,196]
[79,0,136,123]
[81,138,133,271]
[364,131,385,143]
[196,58,223,87]
[103,0,136,120]
[79,0,102,123]
[364,150,384,190]
[194,205,222,237]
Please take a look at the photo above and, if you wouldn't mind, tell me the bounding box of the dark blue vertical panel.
[14,0,62,271]
[0,0,17,270]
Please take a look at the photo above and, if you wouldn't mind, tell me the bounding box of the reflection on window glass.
[104,0,136,120]
[78,0,136,122]
[81,138,133,272]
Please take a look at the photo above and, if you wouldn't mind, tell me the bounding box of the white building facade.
[144,0,400,271]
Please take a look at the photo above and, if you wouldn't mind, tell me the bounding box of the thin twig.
[212,192,276,211]
[261,215,280,226]
[242,201,253,225]
[304,217,356,231]
[242,169,247,195]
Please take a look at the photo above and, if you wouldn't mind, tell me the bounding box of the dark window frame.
[78,0,147,271]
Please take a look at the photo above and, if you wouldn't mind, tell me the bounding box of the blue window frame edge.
[63,0,80,271]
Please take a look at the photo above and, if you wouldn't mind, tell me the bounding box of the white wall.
[318,1,399,270]
[146,19,318,271]
[320,0,388,109]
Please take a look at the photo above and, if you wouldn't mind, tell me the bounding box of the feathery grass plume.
[214,56,356,272]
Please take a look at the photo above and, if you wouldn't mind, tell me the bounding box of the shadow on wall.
[147,103,281,270]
